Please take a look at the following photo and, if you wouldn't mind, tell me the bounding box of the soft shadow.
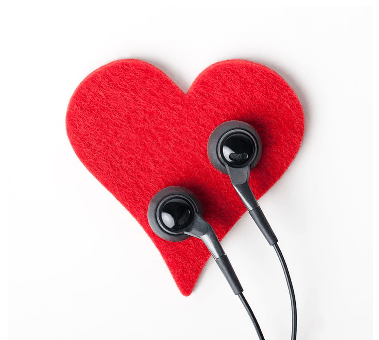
[242,56,311,144]
[126,55,191,94]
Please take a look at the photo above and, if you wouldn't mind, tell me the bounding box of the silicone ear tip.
[147,186,202,242]
[207,120,262,174]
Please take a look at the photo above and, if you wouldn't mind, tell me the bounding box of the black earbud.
[207,120,262,174]
[148,186,243,295]
[208,121,297,340]
[208,120,277,245]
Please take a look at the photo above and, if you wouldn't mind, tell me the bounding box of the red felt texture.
[66,59,304,296]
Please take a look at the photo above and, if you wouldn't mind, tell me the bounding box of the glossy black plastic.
[147,187,201,242]
[221,133,256,167]
[147,186,246,296]
[207,120,262,174]
[158,198,195,234]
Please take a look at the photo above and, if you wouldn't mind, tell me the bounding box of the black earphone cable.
[238,292,265,340]
[238,244,297,340]
[273,243,297,340]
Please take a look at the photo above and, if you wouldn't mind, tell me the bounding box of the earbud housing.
[207,120,278,245]
[207,120,262,174]
[148,186,202,242]
[147,186,244,294]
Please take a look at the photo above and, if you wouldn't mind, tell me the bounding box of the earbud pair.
[148,120,277,249]
[147,120,274,295]
[147,120,296,340]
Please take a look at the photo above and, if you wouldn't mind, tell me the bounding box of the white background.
[2,2,374,340]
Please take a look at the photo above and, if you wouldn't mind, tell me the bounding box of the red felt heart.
[66,59,304,296]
